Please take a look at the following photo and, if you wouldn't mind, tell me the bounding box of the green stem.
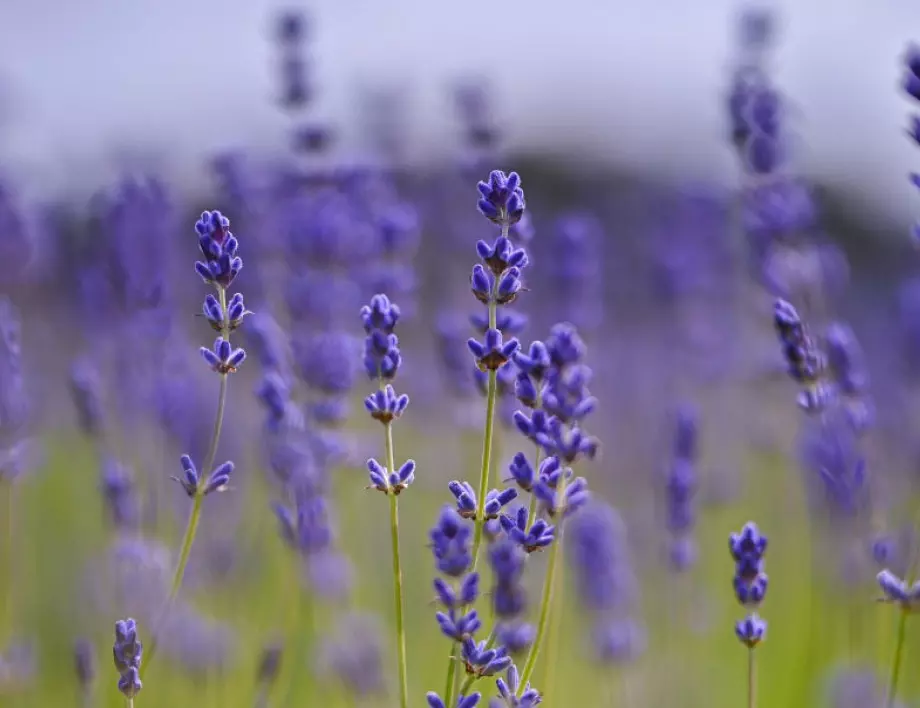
[516,509,564,695]
[886,609,908,708]
[127,698,134,708]
[747,646,756,708]
[384,420,409,708]
[468,370,497,572]
[525,442,543,530]
[2,481,12,641]
[457,630,496,697]
[443,653,458,708]
[540,542,566,704]
[146,286,231,669]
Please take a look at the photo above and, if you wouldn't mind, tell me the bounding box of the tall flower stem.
[540,549,566,704]
[886,609,908,708]
[747,646,756,708]
[516,486,566,695]
[2,480,12,639]
[384,419,409,708]
[146,285,231,669]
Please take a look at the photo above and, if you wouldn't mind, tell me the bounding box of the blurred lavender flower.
[773,298,830,412]
[797,410,869,520]
[69,359,106,439]
[113,619,142,699]
[547,214,605,335]
[665,405,699,572]
[0,641,35,690]
[0,182,34,285]
[729,522,768,649]
[567,501,642,663]
[100,457,139,532]
[319,613,385,697]
[74,637,95,700]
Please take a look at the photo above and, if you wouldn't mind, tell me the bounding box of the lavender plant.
[113,618,143,705]
[141,210,245,671]
[877,43,920,708]
[730,522,768,708]
[361,292,412,708]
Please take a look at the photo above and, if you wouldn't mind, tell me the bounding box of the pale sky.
[0,0,917,223]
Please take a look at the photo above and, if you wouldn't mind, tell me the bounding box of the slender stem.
[525,442,543,530]
[127,699,134,708]
[457,630,497,696]
[2,481,12,639]
[516,508,565,694]
[885,609,908,708]
[384,420,409,708]
[146,286,231,669]
[468,370,497,571]
[540,543,566,704]
[443,653,458,708]
[747,646,756,708]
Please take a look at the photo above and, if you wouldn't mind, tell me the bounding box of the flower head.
[476,170,525,225]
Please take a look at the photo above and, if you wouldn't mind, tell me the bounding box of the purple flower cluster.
[729,522,768,648]
[772,299,829,412]
[567,501,644,664]
[665,404,699,572]
[904,44,920,244]
[112,618,142,699]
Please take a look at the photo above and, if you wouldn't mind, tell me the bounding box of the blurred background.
[0,0,919,706]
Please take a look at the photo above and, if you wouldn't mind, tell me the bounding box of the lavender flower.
[427,692,482,708]
[74,637,95,692]
[113,619,142,699]
[493,663,542,707]
[666,405,699,572]
[729,522,768,645]
[69,360,106,439]
[876,570,920,611]
[773,298,830,412]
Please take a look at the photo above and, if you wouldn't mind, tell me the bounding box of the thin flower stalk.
[145,211,245,670]
[361,294,411,708]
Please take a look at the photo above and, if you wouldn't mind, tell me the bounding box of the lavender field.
[2,5,920,708]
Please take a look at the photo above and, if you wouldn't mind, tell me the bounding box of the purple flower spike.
[903,45,920,102]
[461,637,512,678]
[202,292,250,333]
[877,569,920,611]
[201,461,234,495]
[500,507,555,553]
[730,522,769,645]
[470,310,528,336]
[436,608,482,642]
[172,454,200,497]
[434,573,480,609]
[448,480,479,519]
[470,264,494,305]
[364,384,410,424]
[476,236,529,276]
[200,336,247,374]
[476,170,526,226]
[430,506,473,577]
[483,488,518,519]
[366,457,415,495]
[495,663,542,707]
[506,452,536,492]
[512,409,553,446]
[735,614,767,648]
[194,210,243,288]
[513,341,550,381]
[427,693,481,708]
[113,618,143,698]
[468,328,520,372]
[360,294,401,335]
